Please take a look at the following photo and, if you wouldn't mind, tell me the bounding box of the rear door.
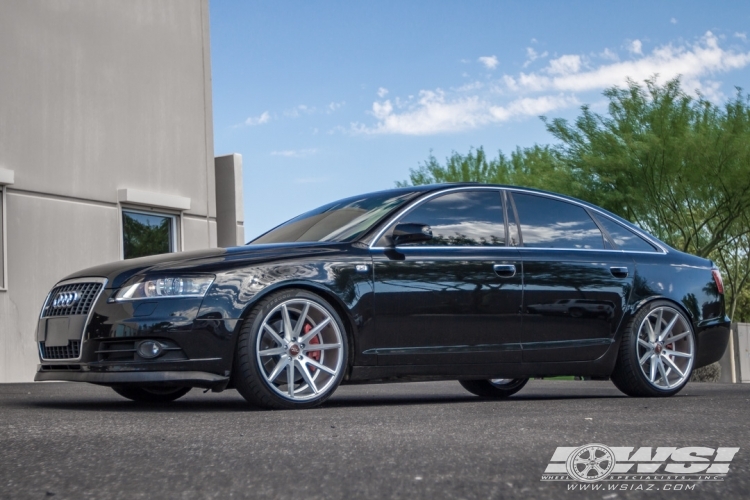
[509,191,634,363]
[369,188,523,365]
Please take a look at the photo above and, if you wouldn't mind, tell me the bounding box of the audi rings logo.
[52,291,80,309]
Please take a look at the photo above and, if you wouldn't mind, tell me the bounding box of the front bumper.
[35,277,241,388]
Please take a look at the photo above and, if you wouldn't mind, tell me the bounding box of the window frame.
[119,205,182,260]
[372,187,508,248]
[506,188,667,253]
[0,185,6,291]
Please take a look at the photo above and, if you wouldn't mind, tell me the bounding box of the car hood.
[61,242,349,289]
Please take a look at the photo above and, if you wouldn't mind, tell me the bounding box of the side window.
[397,190,505,246]
[122,209,177,259]
[511,192,604,249]
[595,215,657,252]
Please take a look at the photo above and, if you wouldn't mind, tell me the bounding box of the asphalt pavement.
[0,379,748,500]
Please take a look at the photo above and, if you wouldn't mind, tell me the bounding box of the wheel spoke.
[649,355,658,382]
[654,308,664,338]
[304,356,336,375]
[258,347,286,357]
[263,323,285,346]
[297,360,318,395]
[663,348,691,358]
[266,357,289,383]
[287,359,295,396]
[644,319,656,343]
[658,315,679,342]
[292,302,310,337]
[663,331,689,344]
[638,338,652,350]
[661,355,685,378]
[639,349,653,365]
[303,342,341,352]
[299,318,331,344]
[281,305,294,340]
[657,357,669,386]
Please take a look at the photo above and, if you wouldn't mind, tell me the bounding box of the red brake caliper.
[303,323,321,372]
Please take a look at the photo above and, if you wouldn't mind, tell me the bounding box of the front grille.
[40,340,80,359]
[42,282,103,317]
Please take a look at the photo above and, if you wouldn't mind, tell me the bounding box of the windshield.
[250,190,419,244]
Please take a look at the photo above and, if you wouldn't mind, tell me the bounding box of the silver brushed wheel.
[234,289,349,409]
[255,298,345,402]
[636,306,694,390]
[611,300,696,397]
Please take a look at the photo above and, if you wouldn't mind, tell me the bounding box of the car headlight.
[113,276,214,301]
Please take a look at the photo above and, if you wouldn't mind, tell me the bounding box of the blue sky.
[209,1,750,241]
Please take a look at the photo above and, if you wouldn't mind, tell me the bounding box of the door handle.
[610,266,629,278]
[493,264,516,278]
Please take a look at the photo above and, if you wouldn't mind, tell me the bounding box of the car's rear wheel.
[233,289,348,410]
[112,386,191,403]
[459,378,528,398]
[611,301,695,397]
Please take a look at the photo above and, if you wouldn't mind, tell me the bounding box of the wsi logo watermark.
[541,444,739,484]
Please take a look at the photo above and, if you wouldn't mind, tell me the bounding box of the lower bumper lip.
[34,368,228,389]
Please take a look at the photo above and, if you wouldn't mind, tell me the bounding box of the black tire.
[610,300,695,397]
[459,378,528,398]
[112,386,191,403]
[233,289,349,410]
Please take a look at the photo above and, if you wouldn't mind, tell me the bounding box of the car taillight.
[712,269,724,294]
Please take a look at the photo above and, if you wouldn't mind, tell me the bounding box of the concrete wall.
[215,154,246,247]
[0,0,216,382]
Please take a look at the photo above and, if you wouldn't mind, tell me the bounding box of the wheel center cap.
[288,343,301,356]
[654,343,663,354]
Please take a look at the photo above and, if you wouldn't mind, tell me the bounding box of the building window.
[122,209,177,259]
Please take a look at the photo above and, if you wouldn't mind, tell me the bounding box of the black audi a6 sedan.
[35,184,730,409]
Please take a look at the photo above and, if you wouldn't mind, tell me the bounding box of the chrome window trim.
[367,185,668,255]
[38,276,108,362]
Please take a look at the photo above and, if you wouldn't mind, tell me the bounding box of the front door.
[369,189,524,365]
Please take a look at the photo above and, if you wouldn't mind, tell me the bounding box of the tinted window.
[122,210,175,259]
[398,191,505,246]
[595,215,657,252]
[511,192,604,249]
[252,192,416,244]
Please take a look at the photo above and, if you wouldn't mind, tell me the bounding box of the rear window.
[595,216,657,252]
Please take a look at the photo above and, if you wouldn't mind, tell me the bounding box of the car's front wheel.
[611,301,695,397]
[233,289,348,410]
[459,378,528,398]
[111,386,191,403]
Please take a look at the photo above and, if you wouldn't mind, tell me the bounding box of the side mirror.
[392,223,432,246]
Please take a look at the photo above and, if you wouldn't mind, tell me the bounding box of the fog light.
[137,340,164,359]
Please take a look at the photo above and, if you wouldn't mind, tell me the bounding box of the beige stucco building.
[0,0,243,382]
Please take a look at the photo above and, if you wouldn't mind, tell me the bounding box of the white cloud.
[670,18,678,24]
[548,55,582,75]
[523,47,548,68]
[327,101,345,113]
[478,55,499,69]
[629,39,643,55]
[353,90,577,135]
[351,32,750,136]
[377,87,389,98]
[502,32,750,94]
[600,48,619,61]
[270,148,317,158]
[735,32,748,42]
[244,111,271,126]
